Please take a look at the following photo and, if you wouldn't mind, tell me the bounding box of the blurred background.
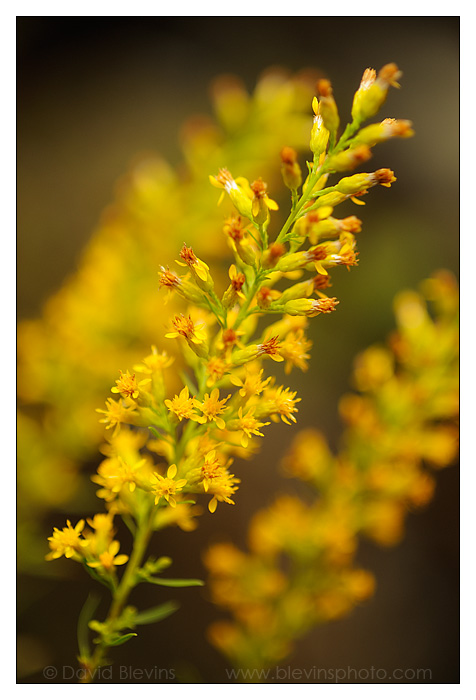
[17,16,459,683]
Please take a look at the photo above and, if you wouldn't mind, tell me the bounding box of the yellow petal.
[209,175,221,188]
[195,266,208,282]
[209,498,218,514]
[350,196,366,205]
[266,197,279,211]
[113,555,129,566]
[315,262,328,276]
[168,464,177,479]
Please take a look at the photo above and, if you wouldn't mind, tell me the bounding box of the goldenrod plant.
[205,270,459,672]
[44,63,415,679]
[17,70,318,571]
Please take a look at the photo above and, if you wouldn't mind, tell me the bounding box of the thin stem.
[83,507,156,681]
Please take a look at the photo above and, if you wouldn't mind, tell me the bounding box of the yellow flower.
[197,454,239,513]
[232,407,270,448]
[46,519,88,560]
[198,450,226,493]
[209,168,253,219]
[310,97,330,156]
[150,464,187,508]
[222,264,246,310]
[176,244,214,292]
[96,398,139,435]
[351,63,402,124]
[206,357,230,387]
[279,329,312,374]
[261,386,301,425]
[250,178,279,225]
[165,386,201,422]
[133,346,174,374]
[165,314,207,343]
[92,456,148,498]
[84,513,115,556]
[111,370,150,400]
[257,336,285,363]
[165,314,209,358]
[195,388,231,430]
[87,540,129,571]
[229,364,272,398]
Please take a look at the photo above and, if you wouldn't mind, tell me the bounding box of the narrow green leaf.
[77,592,101,660]
[83,562,114,591]
[133,601,180,626]
[147,425,163,440]
[146,576,204,588]
[107,632,138,647]
[178,371,198,396]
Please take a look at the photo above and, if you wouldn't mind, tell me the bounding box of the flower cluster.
[43,62,413,678]
[205,270,459,672]
[17,70,318,567]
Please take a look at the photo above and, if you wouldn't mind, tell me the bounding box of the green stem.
[233,272,262,330]
[83,508,155,681]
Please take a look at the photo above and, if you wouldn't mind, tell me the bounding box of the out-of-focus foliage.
[205,270,459,672]
[17,70,318,569]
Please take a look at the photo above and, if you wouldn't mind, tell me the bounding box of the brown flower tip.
[172,314,196,339]
[223,215,245,241]
[259,336,282,357]
[250,178,268,198]
[257,287,276,309]
[179,244,198,267]
[280,146,298,165]
[378,63,402,88]
[314,297,339,314]
[231,272,245,292]
[317,79,333,97]
[340,216,362,234]
[313,274,332,291]
[309,245,328,262]
[374,168,397,187]
[222,328,240,348]
[158,268,180,288]
[266,243,286,265]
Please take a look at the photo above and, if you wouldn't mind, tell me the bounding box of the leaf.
[147,425,163,441]
[133,601,180,626]
[107,632,138,647]
[77,592,101,659]
[178,371,198,396]
[146,576,204,588]
[83,562,114,591]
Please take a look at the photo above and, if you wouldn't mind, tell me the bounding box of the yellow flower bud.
[310,98,330,157]
[316,79,340,136]
[280,146,302,191]
[326,145,373,173]
[353,118,414,147]
[351,63,402,124]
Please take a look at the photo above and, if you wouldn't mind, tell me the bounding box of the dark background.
[17,16,459,683]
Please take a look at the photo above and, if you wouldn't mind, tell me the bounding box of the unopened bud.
[310,98,330,156]
[351,64,402,124]
[279,279,314,303]
[316,79,340,136]
[326,145,372,173]
[353,118,414,147]
[280,146,303,191]
[256,287,281,309]
[262,242,287,269]
[283,297,339,317]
